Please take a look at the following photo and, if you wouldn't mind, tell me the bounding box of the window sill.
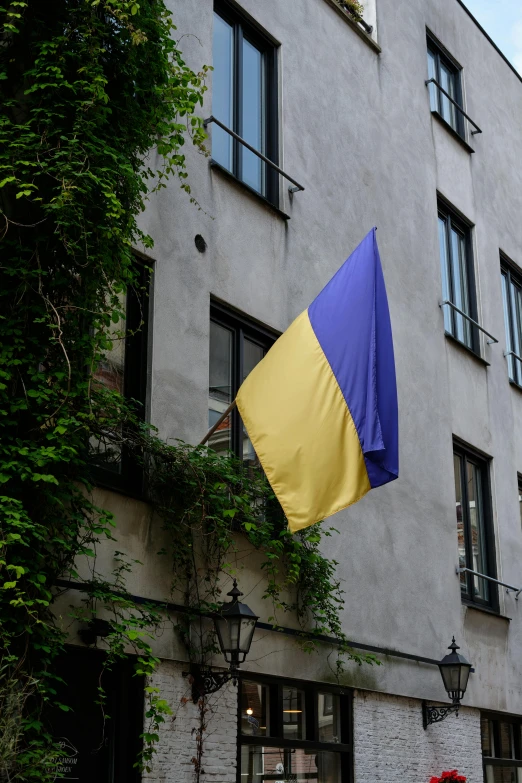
[431,110,475,154]
[462,601,511,622]
[509,378,522,394]
[209,160,290,220]
[321,0,381,53]
[444,331,490,367]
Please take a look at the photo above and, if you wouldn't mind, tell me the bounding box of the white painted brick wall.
[354,690,483,783]
[143,660,238,783]
[142,664,484,783]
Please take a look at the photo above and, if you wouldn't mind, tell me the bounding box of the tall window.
[518,475,522,531]
[240,677,352,783]
[208,302,275,463]
[91,262,150,493]
[427,35,464,136]
[501,259,522,387]
[212,1,278,203]
[481,713,522,781]
[453,441,495,607]
[438,202,478,353]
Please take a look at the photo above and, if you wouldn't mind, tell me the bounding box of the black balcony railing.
[425,78,482,135]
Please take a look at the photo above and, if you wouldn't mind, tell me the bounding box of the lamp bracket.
[422,700,459,729]
[183,664,238,704]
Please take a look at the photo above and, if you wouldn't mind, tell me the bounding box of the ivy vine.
[0,1,377,781]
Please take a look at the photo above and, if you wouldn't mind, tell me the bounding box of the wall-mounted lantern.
[423,637,472,729]
[186,579,259,703]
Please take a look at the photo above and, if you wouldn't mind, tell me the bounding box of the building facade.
[54,0,522,781]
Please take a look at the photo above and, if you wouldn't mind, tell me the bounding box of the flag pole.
[199,399,237,446]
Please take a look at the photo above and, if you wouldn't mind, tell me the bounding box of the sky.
[463,0,522,74]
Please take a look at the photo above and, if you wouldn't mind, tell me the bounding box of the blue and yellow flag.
[236,228,398,533]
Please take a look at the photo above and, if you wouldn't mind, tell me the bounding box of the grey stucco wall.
[70,0,522,722]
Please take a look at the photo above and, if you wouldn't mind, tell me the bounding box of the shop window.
[482,714,522,781]
[240,676,352,782]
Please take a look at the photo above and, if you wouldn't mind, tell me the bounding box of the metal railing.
[504,349,522,364]
[439,300,498,344]
[425,78,482,136]
[203,116,305,194]
[456,567,522,599]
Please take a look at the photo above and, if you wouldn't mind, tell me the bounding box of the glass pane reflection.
[485,766,522,783]
[242,338,265,464]
[212,13,234,171]
[283,687,305,740]
[241,681,269,737]
[91,290,126,471]
[318,693,340,743]
[241,746,341,782]
[467,461,488,601]
[208,321,233,454]
[454,454,466,594]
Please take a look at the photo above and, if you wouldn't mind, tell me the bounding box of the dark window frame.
[92,261,151,497]
[453,439,498,611]
[501,255,522,388]
[438,199,480,356]
[237,673,353,783]
[48,646,144,783]
[427,32,465,138]
[210,299,277,458]
[213,0,279,207]
[482,712,522,775]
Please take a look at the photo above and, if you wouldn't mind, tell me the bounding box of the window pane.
[467,460,489,601]
[485,765,522,783]
[241,681,269,737]
[511,280,522,385]
[482,715,494,757]
[212,13,234,171]
[241,746,341,782]
[241,38,265,194]
[519,480,522,531]
[450,226,472,347]
[318,693,340,743]
[242,338,265,464]
[91,290,127,471]
[502,272,516,382]
[427,49,438,110]
[283,687,306,740]
[438,217,453,334]
[500,722,515,759]
[454,454,467,594]
[209,321,233,454]
[439,61,457,129]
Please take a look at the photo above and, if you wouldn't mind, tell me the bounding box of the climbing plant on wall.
[0,1,378,780]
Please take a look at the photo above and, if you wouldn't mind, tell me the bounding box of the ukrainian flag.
[236,228,398,534]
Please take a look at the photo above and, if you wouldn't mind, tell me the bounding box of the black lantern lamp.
[423,637,472,728]
[185,579,259,703]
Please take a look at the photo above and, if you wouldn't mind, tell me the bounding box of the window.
[453,441,496,607]
[427,34,464,137]
[212,1,278,204]
[501,259,522,386]
[481,713,522,782]
[47,648,144,782]
[240,677,352,783]
[91,262,150,494]
[208,302,276,463]
[438,202,478,353]
[519,475,522,531]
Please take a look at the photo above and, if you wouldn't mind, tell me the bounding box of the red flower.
[429,771,466,783]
